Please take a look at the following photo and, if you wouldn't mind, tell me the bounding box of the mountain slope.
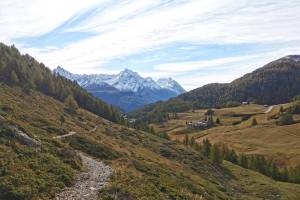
[1,83,300,200]
[54,67,185,112]
[1,44,300,199]
[132,55,300,122]
[0,43,120,122]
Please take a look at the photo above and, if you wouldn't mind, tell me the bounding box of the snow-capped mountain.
[157,78,186,95]
[53,67,185,111]
[283,55,300,62]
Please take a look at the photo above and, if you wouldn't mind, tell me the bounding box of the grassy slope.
[151,104,300,167]
[1,85,300,200]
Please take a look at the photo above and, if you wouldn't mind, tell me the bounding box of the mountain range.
[2,43,300,200]
[53,67,185,112]
[132,55,300,122]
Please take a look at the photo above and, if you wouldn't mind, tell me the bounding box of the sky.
[1,0,300,90]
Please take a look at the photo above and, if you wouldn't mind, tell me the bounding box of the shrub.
[251,118,258,126]
[68,136,122,160]
[277,114,295,126]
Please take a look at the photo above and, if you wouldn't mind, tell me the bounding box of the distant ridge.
[132,55,300,122]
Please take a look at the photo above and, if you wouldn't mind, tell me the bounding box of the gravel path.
[53,131,76,139]
[55,153,112,200]
[265,105,275,114]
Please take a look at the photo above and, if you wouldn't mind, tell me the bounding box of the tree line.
[0,43,120,122]
[183,136,300,184]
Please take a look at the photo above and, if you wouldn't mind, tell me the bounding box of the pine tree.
[229,149,238,164]
[59,115,65,126]
[183,134,189,146]
[239,154,249,168]
[270,161,279,180]
[279,106,284,113]
[210,144,223,165]
[281,167,289,181]
[190,137,196,147]
[251,118,258,126]
[202,139,212,157]
[64,95,79,111]
[9,70,19,85]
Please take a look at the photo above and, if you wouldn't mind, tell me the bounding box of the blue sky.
[1,0,300,90]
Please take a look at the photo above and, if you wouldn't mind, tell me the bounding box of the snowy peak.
[284,55,300,62]
[104,69,161,92]
[53,66,77,80]
[53,66,186,111]
[157,78,186,95]
[53,66,185,94]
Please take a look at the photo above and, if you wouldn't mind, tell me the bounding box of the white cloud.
[166,46,300,90]
[0,0,102,43]
[1,0,300,89]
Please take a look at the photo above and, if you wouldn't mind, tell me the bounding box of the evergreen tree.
[239,154,248,168]
[281,167,289,182]
[269,161,279,180]
[64,95,79,111]
[9,70,19,85]
[190,137,196,147]
[279,106,284,113]
[202,139,212,157]
[228,149,238,164]
[59,115,65,126]
[159,132,170,140]
[215,117,220,124]
[251,118,258,126]
[207,115,214,127]
[183,134,189,146]
[210,144,222,165]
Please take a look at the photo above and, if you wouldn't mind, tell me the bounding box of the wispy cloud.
[1,0,300,90]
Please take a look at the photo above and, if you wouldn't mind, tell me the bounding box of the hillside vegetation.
[132,56,300,122]
[1,83,300,199]
[1,44,300,199]
[0,43,120,122]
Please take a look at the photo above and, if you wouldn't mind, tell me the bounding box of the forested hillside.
[132,56,300,122]
[0,43,120,122]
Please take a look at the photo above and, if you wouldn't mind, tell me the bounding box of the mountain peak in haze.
[283,55,300,62]
[157,77,186,95]
[53,66,185,111]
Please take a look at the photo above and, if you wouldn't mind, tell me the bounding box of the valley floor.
[152,104,300,166]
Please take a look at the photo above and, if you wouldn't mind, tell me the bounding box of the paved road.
[55,153,112,200]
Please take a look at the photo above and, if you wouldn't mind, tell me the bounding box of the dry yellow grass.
[152,104,300,166]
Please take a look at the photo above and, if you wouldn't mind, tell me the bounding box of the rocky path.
[265,105,275,114]
[55,153,112,200]
[53,131,76,139]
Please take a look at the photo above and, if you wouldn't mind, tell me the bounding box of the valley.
[1,84,300,200]
[1,43,300,199]
[151,103,300,167]
[1,1,300,199]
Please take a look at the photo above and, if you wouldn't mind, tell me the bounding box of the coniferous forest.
[0,43,120,122]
